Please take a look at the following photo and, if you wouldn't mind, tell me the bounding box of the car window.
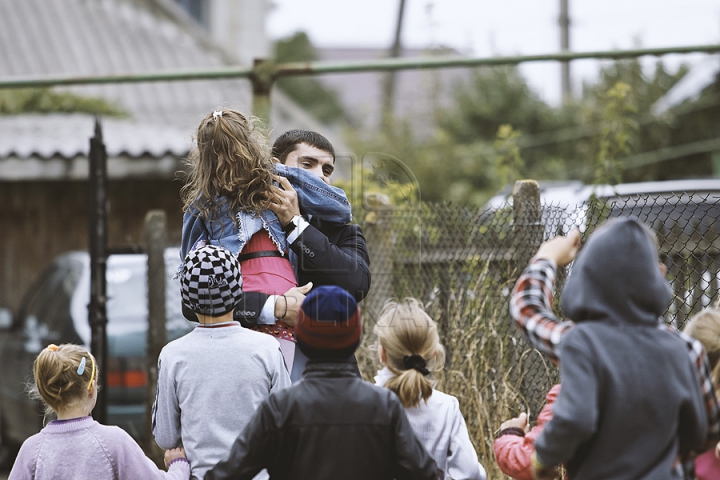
[106,261,184,328]
[44,263,83,342]
[19,260,83,351]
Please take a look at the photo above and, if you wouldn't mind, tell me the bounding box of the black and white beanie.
[180,245,242,317]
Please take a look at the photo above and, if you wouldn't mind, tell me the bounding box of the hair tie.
[403,354,430,376]
[213,110,223,120]
[46,344,58,352]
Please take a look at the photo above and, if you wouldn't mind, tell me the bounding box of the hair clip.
[77,357,87,375]
[213,110,223,120]
[46,344,58,352]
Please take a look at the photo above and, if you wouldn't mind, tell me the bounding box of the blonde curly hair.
[180,109,274,223]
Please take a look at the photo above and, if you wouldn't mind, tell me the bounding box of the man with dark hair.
[234,130,371,380]
[271,129,336,183]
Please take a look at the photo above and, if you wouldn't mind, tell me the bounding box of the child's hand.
[164,447,186,468]
[531,451,558,480]
[535,228,581,267]
[500,412,530,433]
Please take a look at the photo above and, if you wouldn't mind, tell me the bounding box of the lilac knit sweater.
[8,416,190,480]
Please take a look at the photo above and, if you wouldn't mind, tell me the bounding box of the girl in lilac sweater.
[8,344,190,480]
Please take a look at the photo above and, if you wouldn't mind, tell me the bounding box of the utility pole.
[559,0,571,101]
[382,0,407,127]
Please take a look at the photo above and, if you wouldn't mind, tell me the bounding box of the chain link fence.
[356,181,720,476]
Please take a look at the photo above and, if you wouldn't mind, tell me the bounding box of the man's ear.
[271,156,281,164]
[659,262,668,277]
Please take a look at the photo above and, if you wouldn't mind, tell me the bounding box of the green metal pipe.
[0,66,255,89]
[0,44,719,89]
[276,44,720,76]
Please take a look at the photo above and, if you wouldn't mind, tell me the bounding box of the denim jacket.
[180,164,352,265]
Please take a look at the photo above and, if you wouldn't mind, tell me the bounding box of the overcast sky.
[267,0,720,105]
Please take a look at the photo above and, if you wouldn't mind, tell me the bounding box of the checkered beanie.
[180,245,242,317]
[295,286,362,360]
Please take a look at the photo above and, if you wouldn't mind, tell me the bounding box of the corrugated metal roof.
[0,114,191,158]
[0,0,252,127]
[652,57,720,115]
[0,0,345,173]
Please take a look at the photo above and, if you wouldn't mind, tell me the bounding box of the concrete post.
[144,210,166,462]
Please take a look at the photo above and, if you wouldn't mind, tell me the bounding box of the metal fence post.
[251,58,273,126]
[88,118,108,424]
[144,210,167,461]
[512,180,544,263]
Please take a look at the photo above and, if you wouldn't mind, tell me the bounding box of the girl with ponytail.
[374,298,487,480]
[8,344,189,480]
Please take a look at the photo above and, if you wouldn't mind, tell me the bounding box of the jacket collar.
[303,360,359,378]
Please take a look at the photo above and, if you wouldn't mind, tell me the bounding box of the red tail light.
[107,370,147,388]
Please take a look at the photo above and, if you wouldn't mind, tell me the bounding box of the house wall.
[0,180,184,312]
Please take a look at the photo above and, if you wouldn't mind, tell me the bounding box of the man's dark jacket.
[233,217,371,326]
[204,362,439,480]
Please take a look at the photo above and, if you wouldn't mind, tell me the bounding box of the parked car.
[0,248,193,465]
[487,178,720,234]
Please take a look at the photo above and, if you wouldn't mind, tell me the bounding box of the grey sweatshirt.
[152,322,290,480]
[535,217,708,479]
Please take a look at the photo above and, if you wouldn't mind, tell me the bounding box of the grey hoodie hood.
[560,217,672,326]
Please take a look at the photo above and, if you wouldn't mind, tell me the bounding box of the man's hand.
[275,282,313,326]
[534,228,581,268]
[500,412,530,433]
[270,175,301,227]
[164,447,186,469]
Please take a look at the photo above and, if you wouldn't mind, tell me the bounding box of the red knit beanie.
[295,286,362,359]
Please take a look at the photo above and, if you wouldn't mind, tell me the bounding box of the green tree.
[593,81,637,185]
[273,32,347,124]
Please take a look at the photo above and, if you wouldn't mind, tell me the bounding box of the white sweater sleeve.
[270,347,291,393]
[446,399,486,480]
[152,352,183,449]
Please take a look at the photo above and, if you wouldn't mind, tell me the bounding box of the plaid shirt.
[510,258,720,478]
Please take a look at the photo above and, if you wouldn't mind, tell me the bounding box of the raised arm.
[509,229,580,361]
[509,258,574,362]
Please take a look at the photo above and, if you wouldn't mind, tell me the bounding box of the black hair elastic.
[403,354,430,376]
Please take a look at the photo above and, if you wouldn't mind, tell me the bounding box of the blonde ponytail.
[31,344,96,415]
[374,298,445,408]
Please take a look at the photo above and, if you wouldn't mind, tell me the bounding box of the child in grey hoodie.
[152,245,290,480]
[513,218,710,480]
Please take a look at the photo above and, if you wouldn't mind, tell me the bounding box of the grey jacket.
[535,217,708,479]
